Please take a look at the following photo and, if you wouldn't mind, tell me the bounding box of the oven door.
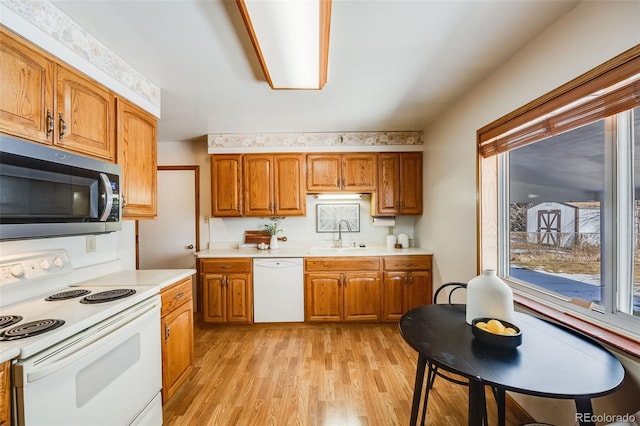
[12,296,162,426]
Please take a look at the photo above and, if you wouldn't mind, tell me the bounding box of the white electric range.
[0,249,162,426]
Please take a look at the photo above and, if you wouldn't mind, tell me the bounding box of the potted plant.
[264,221,282,249]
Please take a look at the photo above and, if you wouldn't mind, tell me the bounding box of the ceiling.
[50,0,580,143]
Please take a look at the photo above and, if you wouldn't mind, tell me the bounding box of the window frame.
[478,45,640,341]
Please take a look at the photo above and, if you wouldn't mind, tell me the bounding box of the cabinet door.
[243,154,274,216]
[382,271,407,321]
[162,299,194,404]
[400,152,423,214]
[306,154,341,192]
[56,65,116,160]
[226,273,253,323]
[406,270,431,311]
[376,153,401,215]
[0,360,9,426]
[341,153,377,192]
[305,273,342,321]
[274,154,306,216]
[211,154,243,217]
[343,272,381,321]
[117,98,157,218]
[202,273,226,323]
[0,28,54,144]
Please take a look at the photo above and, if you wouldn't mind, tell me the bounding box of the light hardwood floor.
[163,321,534,425]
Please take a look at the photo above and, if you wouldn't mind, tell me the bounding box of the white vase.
[269,234,279,249]
[465,269,514,325]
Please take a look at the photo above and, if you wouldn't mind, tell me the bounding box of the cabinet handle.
[225,276,229,287]
[121,194,127,207]
[58,114,66,140]
[396,201,400,209]
[401,201,405,210]
[221,265,231,269]
[164,323,170,342]
[273,202,277,213]
[173,292,184,300]
[46,110,54,138]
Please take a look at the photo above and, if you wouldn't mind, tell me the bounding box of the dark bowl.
[471,317,522,349]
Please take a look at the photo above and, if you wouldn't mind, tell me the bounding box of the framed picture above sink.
[316,204,360,233]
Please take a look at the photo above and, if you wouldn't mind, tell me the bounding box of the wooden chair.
[421,282,506,426]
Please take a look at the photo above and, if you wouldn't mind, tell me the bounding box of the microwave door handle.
[98,173,114,221]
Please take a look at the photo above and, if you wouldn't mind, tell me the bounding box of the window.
[478,46,640,337]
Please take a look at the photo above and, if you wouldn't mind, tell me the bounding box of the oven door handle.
[24,298,159,384]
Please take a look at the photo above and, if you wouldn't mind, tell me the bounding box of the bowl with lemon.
[471,317,522,349]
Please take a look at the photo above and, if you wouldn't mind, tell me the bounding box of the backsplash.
[206,195,415,249]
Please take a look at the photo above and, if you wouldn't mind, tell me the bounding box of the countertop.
[75,269,196,290]
[195,247,434,258]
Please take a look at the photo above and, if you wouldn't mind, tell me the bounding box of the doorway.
[137,166,200,270]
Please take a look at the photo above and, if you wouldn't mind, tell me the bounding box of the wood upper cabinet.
[243,153,305,216]
[117,98,157,218]
[160,277,194,404]
[306,153,376,192]
[200,258,253,324]
[55,65,116,160]
[1,27,116,160]
[304,257,381,322]
[382,255,432,321]
[211,154,243,217]
[0,26,54,145]
[376,152,423,215]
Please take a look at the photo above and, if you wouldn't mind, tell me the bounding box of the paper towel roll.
[372,217,396,227]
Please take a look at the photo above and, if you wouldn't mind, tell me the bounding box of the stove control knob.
[52,257,64,268]
[10,264,24,278]
[39,260,51,271]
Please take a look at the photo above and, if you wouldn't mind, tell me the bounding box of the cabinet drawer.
[383,255,432,271]
[305,256,380,272]
[161,277,193,316]
[200,258,252,273]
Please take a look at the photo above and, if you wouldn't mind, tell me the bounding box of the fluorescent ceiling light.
[237,0,332,90]
[314,193,362,200]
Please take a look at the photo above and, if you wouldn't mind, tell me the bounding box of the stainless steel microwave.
[0,135,122,240]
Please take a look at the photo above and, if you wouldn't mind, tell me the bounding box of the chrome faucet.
[334,219,352,247]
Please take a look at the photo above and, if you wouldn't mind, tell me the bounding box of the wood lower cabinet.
[117,98,157,218]
[305,257,381,322]
[0,360,9,426]
[382,255,432,321]
[200,258,253,323]
[160,277,194,404]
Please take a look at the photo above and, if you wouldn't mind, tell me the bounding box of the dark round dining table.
[399,304,625,426]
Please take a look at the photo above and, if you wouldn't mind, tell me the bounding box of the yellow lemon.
[486,319,505,334]
[476,321,488,330]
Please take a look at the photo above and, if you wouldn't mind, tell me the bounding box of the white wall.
[419,1,640,423]
[157,141,416,249]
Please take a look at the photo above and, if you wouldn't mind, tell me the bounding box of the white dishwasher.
[253,258,304,322]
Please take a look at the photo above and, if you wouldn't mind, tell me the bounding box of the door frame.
[135,165,201,268]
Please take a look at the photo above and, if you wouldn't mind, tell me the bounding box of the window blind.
[478,45,640,158]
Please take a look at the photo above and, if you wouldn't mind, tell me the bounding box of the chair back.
[433,282,467,304]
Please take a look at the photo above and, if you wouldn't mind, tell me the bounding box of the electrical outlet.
[86,235,96,253]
